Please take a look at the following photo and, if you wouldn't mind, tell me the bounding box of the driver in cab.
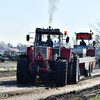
[80,39,86,46]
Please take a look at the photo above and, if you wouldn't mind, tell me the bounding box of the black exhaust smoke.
[48,0,59,25]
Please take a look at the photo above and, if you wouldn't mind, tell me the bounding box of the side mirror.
[66,37,69,43]
[26,35,30,41]
[93,41,95,46]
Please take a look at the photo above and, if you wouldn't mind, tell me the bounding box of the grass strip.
[0,67,17,71]
[89,97,100,100]
[0,61,17,63]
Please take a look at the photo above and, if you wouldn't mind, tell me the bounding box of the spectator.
[53,40,57,47]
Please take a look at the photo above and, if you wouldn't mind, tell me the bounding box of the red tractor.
[17,27,96,86]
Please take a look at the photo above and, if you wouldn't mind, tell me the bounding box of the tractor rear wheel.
[17,55,35,84]
[67,60,73,84]
[17,56,29,84]
[89,65,91,77]
[72,55,79,84]
[89,64,93,77]
[55,59,68,86]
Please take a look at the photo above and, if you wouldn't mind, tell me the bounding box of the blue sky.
[0,0,100,46]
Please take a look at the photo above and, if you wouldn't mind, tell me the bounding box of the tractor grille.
[36,47,46,54]
[35,46,47,60]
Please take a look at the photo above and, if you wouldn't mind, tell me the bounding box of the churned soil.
[0,71,16,77]
[40,85,100,100]
[0,76,100,100]
[0,62,100,100]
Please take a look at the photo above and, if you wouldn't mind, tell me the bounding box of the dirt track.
[0,62,17,68]
[0,76,100,100]
[0,62,16,77]
[0,62,100,100]
[0,71,16,77]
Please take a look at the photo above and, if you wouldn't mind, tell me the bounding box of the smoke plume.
[48,0,59,25]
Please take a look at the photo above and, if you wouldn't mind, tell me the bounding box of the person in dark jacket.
[80,39,86,46]
[45,35,53,47]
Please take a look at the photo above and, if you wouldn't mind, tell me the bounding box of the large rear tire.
[17,56,35,84]
[67,60,73,84]
[72,55,79,84]
[17,56,29,84]
[89,63,93,77]
[55,59,68,86]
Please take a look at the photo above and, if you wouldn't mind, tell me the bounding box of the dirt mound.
[40,85,100,100]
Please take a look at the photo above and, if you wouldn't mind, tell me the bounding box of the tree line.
[0,41,29,51]
[0,20,100,51]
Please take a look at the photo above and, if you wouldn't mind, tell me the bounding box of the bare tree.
[90,19,100,49]
[0,41,6,48]
[94,34,100,49]
[17,43,28,51]
[71,37,76,47]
